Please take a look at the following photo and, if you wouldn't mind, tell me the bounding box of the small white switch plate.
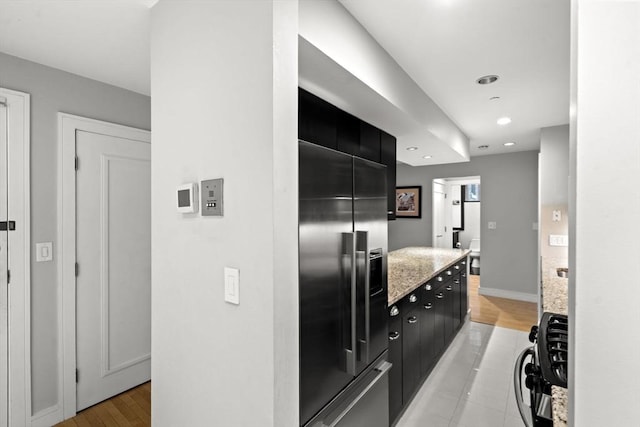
[549,234,569,247]
[552,210,562,222]
[36,242,53,262]
[224,267,240,305]
[488,221,497,230]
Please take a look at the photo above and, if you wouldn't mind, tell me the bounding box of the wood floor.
[468,273,538,332]
[54,382,151,427]
[55,275,536,427]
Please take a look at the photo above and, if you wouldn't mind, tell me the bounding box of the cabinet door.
[298,89,337,149]
[359,121,381,163]
[402,307,421,402]
[452,276,462,331]
[443,280,454,343]
[388,306,403,425]
[336,112,360,156]
[460,268,468,323]
[420,285,436,376]
[380,131,396,220]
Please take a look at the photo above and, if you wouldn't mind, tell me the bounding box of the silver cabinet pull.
[424,303,433,310]
[389,305,400,317]
[461,260,466,265]
[407,316,418,324]
[446,285,453,291]
[389,331,400,341]
[409,294,417,303]
[454,265,460,270]
[454,279,460,284]
[436,293,444,299]
[436,276,443,282]
[424,284,432,291]
[342,232,357,376]
[446,270,453,276]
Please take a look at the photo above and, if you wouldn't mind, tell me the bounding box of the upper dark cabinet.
[298,89,337,150]
[298,88,397,220]
[359,121,381,163]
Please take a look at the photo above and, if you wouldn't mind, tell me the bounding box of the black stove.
[515,312,569,427]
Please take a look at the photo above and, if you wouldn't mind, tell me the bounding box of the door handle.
[356,230,370,365]
[342,232,357,376]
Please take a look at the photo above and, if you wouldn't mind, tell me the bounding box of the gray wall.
[458,201,480,250]
[390,151,539,296]
[540,125,570,206]
[0,52,151,415]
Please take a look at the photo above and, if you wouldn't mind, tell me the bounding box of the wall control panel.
[201,178,224,216]
[177,183,198,214]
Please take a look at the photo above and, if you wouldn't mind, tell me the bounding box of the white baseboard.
[31,404,64,427]
[478,286,538,303]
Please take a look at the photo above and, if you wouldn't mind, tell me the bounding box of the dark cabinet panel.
[388,305,403,425]
[359,121,381,163]
[460,261,468,323]
[380,131,397,220]
[336,112,360,156]
[420,282,437,376]
[401,305,421,402]
[298,89,337,150]
[452,276,462,331]
[433,282,446,355]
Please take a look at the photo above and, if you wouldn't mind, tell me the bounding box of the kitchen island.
[387,246,471,305]
[541,257,569,427]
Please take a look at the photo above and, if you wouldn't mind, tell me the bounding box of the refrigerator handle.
[356,230,370,365]
[342,232,357,376]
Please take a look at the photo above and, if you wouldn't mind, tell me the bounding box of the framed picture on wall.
[395,186,422,218]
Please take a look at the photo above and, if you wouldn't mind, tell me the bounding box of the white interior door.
[433,182,447,248]
[76,130,151,411]
[0,97,8,427]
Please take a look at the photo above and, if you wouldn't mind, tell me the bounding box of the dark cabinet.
[419,281,437,376]
[380,131,397,220]
[298,88,397,220]
[388,305,403,425]
[460,261,468,322]
[298,89,337,150]
[402,302,421,402]
[452,277,462,331]
[432,280,447,355]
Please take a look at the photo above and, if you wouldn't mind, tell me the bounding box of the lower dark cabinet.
[452,277,462,331]
[420,284,436,376]
[401,308,421,402]
[460,270,468,322]
[388,306,403,424]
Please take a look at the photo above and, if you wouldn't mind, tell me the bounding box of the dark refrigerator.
[299,141,391,427]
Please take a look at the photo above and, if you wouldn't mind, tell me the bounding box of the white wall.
[150,1,298,426]
[570,1,640,425]
[390,151,538,300]
[459,201,480,250]
[0,52,151,419]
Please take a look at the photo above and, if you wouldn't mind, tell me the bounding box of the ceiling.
[0,0,570,159]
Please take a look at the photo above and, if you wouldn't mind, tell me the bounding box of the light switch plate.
[201,178,224,216]
[224,267,239,305]
[552,210,562,222]
[36,242,53,262]
[488,221,497,230]
[549,234,569,247]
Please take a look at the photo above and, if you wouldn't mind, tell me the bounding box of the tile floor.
[396,321,532,427]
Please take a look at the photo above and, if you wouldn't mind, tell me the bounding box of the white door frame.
[0,88,31,426]
[58,114,150,421]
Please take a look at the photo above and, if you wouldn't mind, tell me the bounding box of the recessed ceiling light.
[477,145,489,150]
[423,155,432,159]
[497,117,511,125]
[406,146,418,151]
[504,142,516,147]
[489,96,501,101]
[476,75,499,85]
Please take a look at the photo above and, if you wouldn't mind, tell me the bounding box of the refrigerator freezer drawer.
[305,354,391,427]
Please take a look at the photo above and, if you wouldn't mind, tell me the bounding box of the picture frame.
[395,186,422,218]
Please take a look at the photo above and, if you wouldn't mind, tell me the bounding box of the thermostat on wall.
[177,183,198,214]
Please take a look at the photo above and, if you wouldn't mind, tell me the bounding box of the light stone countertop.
[387,247,470,306]
[541,256,569,427]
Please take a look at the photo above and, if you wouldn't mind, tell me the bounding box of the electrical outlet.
[549,234,569,247]
[553,210,562,222]
[36,242,53,262]
[224,267,239,305]
[488,221,497,230]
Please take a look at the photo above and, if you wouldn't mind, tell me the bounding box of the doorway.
[432,177,481,254]
[59,114,151,419]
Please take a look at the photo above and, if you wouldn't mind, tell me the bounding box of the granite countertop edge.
[387,247,471,306]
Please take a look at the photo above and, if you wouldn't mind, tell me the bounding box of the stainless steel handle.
[454,265,460,270]
[409,294,417,303]
[436,276,443,282]
[425,284,432,291]
[514,347,535,427]
[387,210,394,215]
[424,303,433,310]
[389,305,399,317]
[446,285,453,291]
[389,331,400,341]
[461,260,466,265]
[454,279,460,284]
[356,230,370,365]
[325,361,393,427]
[407,316,418,324]
[436,293,444,299]
[342,232,357,376]
[446,270,453,276]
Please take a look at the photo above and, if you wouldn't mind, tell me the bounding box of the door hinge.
[7,270,10,285]
[76,369,79,383]
[75,156,79,171]
[75,262,79,277]
[0,221,15,231]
